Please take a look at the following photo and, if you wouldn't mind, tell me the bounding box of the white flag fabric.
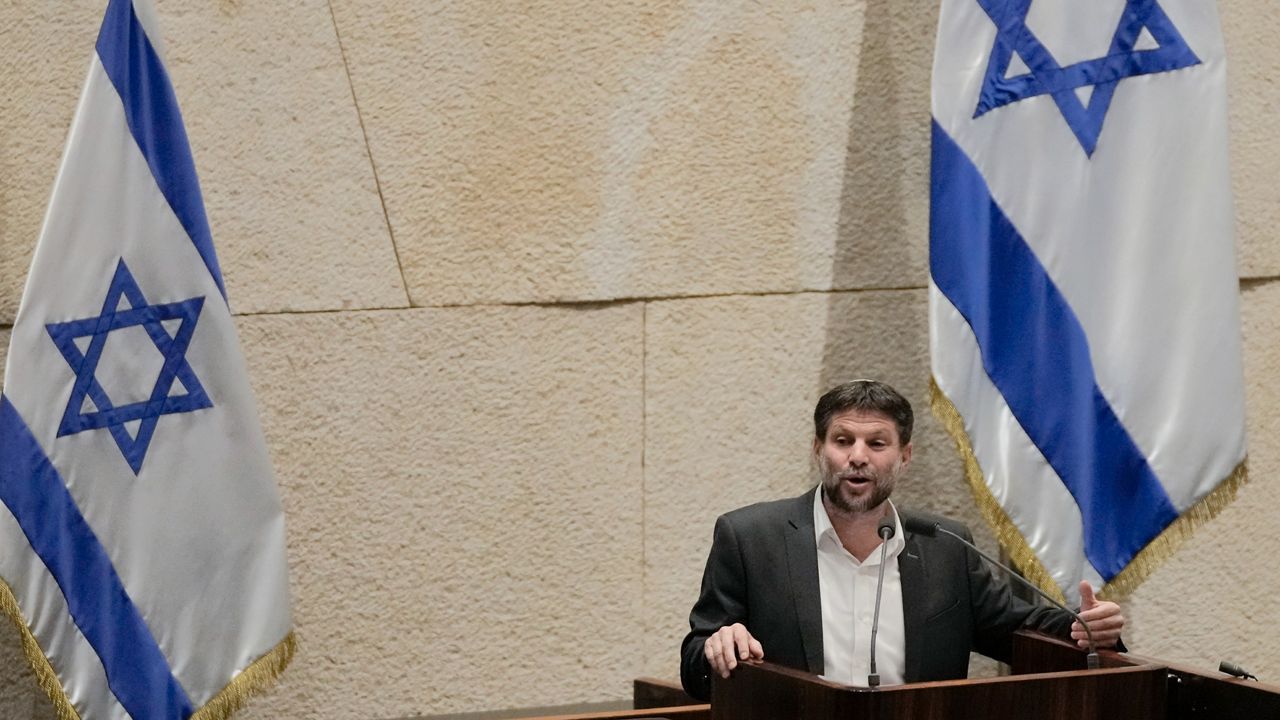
[0,1,294,718]
[929,0,1246,605]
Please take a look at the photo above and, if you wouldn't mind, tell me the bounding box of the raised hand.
[1072,580,1125,649]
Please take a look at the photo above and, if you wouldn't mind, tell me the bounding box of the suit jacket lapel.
[899,530,928,683]
[784,489,824,674]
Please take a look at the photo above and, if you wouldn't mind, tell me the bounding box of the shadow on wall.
[821,0,934,399]
[819,0,976,524]
[826,0,935,297]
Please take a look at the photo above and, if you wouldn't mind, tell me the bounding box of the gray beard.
[818,455,900,515]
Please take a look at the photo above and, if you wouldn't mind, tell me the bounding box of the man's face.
[815,409,911,516]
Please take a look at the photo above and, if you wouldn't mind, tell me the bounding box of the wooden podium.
[500,632,1277,720]
[708,631,1280,720]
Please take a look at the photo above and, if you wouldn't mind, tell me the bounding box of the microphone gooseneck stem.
[867,527,892,688]
[932,524,1099,670]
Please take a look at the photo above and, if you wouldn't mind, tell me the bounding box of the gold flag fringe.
[0,576,294,720]
[0,577,81,720]
[929,377,1248,603]
[929,379,1068,605]
[1103,461,1247,599]
[191,631,297,720]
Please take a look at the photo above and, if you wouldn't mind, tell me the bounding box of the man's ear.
[901,441,913,467]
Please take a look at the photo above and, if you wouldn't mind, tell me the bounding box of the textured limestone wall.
[0,1,1277,718]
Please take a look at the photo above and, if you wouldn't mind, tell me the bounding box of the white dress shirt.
[813,491,906,687]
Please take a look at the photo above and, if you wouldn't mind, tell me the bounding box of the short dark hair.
[813,380,913,445]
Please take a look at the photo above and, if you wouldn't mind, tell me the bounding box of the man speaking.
[680,380,1124,700]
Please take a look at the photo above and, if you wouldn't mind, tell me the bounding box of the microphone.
[867,515,896,688]
[1219,661,1258,681]
[905,518,1100,670]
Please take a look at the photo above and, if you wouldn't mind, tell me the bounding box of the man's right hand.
[703,623,764,679]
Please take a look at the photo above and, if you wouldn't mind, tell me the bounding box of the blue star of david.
[46,259,212,475]
[974,0,1200,155]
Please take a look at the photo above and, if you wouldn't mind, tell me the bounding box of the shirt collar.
[812,488,905,560]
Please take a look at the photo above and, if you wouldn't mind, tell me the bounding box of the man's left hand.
[1071,580,1124,649]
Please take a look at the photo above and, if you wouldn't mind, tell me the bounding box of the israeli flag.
[929,0,1246,605]
[0,1,293,718]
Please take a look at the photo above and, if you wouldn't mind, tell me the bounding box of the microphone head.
[877,515,895,539]
[1220,661,1256,680]
[901,516,938,537]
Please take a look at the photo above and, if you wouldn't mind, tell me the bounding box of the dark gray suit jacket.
[679,488,1073,700]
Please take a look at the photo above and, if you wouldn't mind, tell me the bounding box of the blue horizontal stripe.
[929,120,1178,580]
[0,397,194,719]
[95,0,226,301]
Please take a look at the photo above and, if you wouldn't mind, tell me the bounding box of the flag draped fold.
[928,0,1246,604]
[0,1,294,718]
